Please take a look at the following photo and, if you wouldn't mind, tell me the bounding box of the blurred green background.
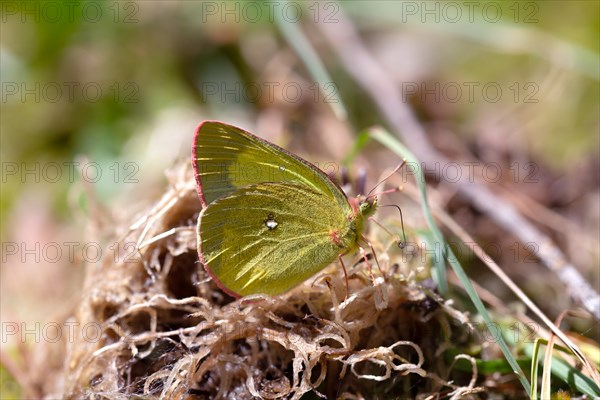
[1,1,598,393]
[2,1,598,223]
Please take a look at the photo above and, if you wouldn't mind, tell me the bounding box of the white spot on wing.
[266,220,278,229]
[265,213,278,230]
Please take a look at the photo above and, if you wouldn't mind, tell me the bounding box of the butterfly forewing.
[198,182,359,297]
[193,121,349,209]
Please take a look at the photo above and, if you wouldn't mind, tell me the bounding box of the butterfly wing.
[192,120,349,209]
[198,182,360,297]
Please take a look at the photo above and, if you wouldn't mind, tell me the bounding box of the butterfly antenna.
[377,204,408,248]
[366,159,407,198]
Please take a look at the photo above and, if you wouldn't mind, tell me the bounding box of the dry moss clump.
[63,165,477,399]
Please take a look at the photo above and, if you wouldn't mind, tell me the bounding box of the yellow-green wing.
[198,182,360,297]
[192,120,349,209]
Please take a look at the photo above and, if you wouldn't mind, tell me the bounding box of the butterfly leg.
[360,238,385,279]
[359,245,387,305]
[358,246,372,282]
[337,254,350,299]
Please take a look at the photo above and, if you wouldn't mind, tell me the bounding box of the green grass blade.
[531,339,542,400]
[417,230,447,295]
[523,340,600,398]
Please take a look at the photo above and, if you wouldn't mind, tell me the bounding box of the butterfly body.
[193,121,376,297]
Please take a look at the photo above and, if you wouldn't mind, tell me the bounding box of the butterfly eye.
[361,199,372,210]
[359,202,368,213]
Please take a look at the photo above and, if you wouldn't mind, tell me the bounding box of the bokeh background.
[1,0,598,396]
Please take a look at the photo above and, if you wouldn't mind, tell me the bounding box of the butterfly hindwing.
[198,182,359,297]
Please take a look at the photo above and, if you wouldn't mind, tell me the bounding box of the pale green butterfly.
[192,120,381,298]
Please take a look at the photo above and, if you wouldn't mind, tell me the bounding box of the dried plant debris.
[63,165,480,399]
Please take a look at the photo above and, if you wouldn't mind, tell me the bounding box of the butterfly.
[192,120,382,298]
